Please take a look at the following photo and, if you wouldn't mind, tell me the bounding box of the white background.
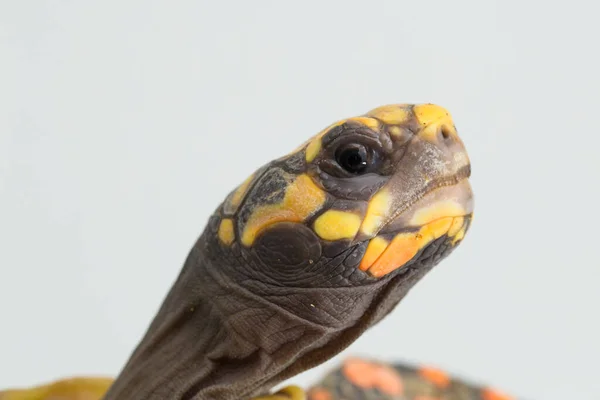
[1,2,599,399]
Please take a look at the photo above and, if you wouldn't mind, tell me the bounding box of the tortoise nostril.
[440,125,451,141]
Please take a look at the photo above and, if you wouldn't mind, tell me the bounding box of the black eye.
[335,144,370,174]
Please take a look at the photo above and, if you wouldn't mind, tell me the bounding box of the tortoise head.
[104,104,474,400]
[215,103,472,290]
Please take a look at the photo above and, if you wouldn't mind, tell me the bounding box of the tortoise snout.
[412,103,470,167]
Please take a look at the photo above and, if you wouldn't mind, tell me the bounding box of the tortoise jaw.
[379,178,473,235]
[358,179,473,278]
[351,102,473,278]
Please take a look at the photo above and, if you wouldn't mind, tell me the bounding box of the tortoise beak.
[355,104,474,278]
[357,180,473,278]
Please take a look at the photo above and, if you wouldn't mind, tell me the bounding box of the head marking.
[359,236,389,272]
[366,104,411,125]
[313,210,362,241]
[218,218,235,246]
[360,189,392,237]
[409,200,468,226]
[228,103,472,280]
[241,174,326,246]
[305,138,322,163]
[413,103,451,126]
[224,173,255,215]
[305,117,380,163]
[360,216,466,278]
[305,120,346,162]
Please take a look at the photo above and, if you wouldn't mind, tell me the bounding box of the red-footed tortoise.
[1,104,515,400]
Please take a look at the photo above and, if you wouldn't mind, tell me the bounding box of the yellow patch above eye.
[347,116,380,130]
[305,120,346,162]
[305,117,379,163]
[305,138,321,162]
[218,218,235,245]
[241,174,326,246]
[313,210,362,241]
[366,104,410,125]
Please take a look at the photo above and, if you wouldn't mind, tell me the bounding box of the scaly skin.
[0,104,508,400]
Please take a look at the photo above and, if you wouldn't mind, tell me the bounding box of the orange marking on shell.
[418,366,451,388]
[342,358,373,388]
[342,358,403,395]
[375,365,404,395]
[307,388,332,400]
[481,387,515,400]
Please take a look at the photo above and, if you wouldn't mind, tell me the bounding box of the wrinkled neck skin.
[102,214,449,400]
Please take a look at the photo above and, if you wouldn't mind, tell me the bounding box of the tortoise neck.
[102,221,428,400]
[102,232,316,400]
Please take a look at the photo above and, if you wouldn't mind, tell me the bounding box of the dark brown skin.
[96,103,474,400]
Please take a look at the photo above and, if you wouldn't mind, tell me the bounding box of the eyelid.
[321,124,382,149]
[326,135,382,155]
[319,158,349,177]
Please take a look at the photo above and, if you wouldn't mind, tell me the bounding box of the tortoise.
[0,103,514,400]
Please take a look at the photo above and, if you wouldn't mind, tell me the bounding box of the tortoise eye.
[335,144,370,174]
